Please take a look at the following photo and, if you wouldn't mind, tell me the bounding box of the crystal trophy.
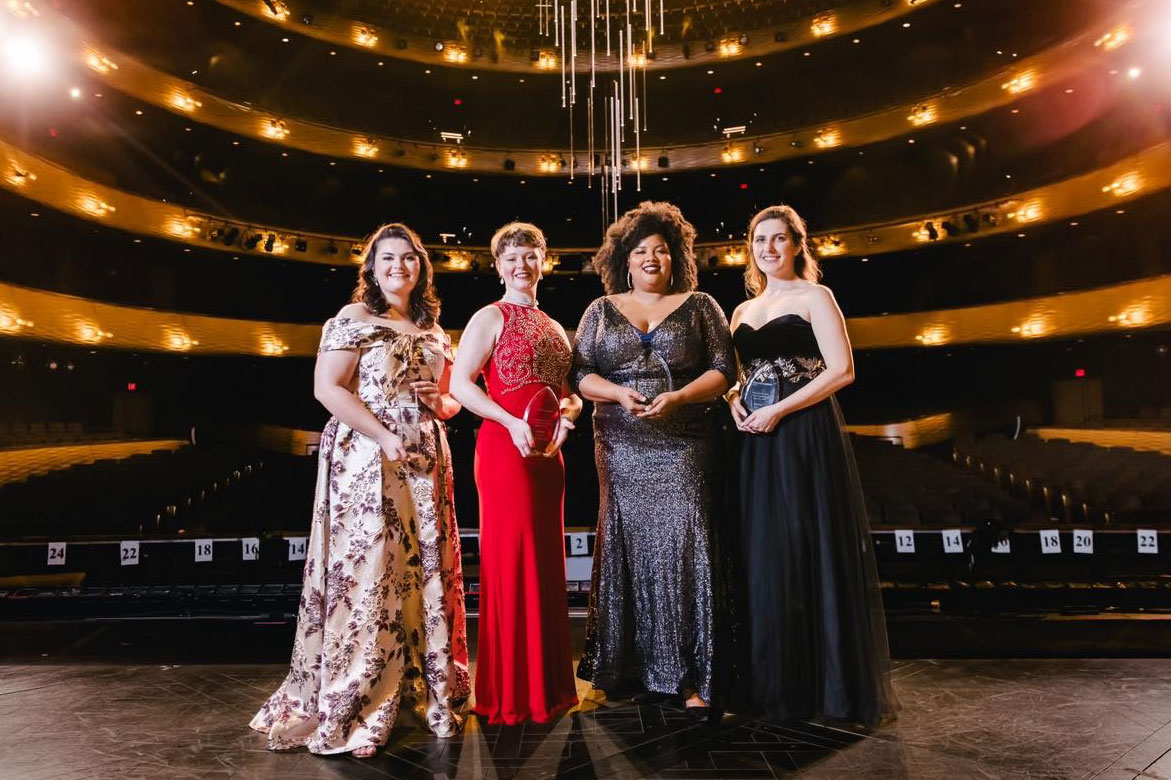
[389,394,422,454]
[632,347,674,405]
[523,386,563,455]
[741,361,780,413]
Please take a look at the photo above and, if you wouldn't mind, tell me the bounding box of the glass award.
[741,361,780,413]
[632,348,674,405]
[389,396,422,454]
[523,386,563,455]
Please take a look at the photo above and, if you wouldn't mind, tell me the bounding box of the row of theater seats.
[953,434,1171,527]
[853,437,1040,530]
[0,446,315,540]
[0,421,119,448]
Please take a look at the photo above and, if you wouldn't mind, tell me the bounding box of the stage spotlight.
[925,222,939,241]
[4,32,52,80]
[294,238,307,252]
[243,233,262,250]
[774,31,788,43]
[738,33,749,46]
[658,155,670,168]
[434,41,445,52]
[395,39,408,50]
[941,220,958,237]
[503,158,516,171]
[962,213,979,233]
[222,226,240,245]
[325,241,339,255]
[264,234,276,252]
[300,13,314,25]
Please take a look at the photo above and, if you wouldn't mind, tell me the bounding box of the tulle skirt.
[738,396,895,726]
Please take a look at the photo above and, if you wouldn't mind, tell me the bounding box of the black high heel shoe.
[684,703,723,724]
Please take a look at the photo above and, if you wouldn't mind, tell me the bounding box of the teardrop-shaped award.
[523,386,563,454]
[741,361,780,413]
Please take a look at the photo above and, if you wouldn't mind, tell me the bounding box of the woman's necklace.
[501,292,539,308]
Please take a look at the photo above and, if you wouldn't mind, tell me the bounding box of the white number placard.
[287,537,308,561]
[120,541,140,566]
[942,529,963,554]
[568,533,589,556]
[1137,529,1159,555]
[46,542,66,566]
[894,530,915,554]
[1039,529,1061,555]
[241,537,260,561]
[991,537,1011,554]
[1073,529,1094,555]
[194,539,214,562]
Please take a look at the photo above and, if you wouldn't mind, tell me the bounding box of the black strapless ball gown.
[733,314,895,727]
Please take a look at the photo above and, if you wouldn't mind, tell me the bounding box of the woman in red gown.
[450,222,581,724]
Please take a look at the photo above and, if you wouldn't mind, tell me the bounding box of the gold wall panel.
[0,276,1167,356]
[0,438,185,486]
[1033,427,1171,456]
[212,0,938,73]
[48,2,1140,175]
[3,133,1168,264]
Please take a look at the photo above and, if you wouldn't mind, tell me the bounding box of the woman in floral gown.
[250,223,470,757]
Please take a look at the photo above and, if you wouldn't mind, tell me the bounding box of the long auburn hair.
[744,204,821,297]
[352,223,440,328]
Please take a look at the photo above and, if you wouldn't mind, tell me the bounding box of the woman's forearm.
[776,368,854,417]
[432,393,462,421]
[672,369,730,405]
[577,373,624,403]
[315,385,390,443]
[450,374,517,427]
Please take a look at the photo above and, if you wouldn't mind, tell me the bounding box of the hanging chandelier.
[538,0,664,223]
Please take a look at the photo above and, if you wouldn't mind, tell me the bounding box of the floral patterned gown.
[250,316,470,754]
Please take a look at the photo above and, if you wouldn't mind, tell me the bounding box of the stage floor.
[3,624,1171,779]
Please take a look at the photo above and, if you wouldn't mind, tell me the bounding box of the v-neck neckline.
[605,293,695,337]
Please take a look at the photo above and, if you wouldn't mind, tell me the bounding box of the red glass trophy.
[523,386,563,455]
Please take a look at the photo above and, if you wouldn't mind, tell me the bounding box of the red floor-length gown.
[472,300,579,724]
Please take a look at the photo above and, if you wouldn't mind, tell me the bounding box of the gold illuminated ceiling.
[3,134,1167,264]
[213,0,938,72]
[58,8,1139,175]
[1,275,1167,356]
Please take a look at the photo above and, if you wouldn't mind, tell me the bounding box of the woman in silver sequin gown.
[572,202,735,715]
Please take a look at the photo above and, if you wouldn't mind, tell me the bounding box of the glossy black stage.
[3,620,1171,779]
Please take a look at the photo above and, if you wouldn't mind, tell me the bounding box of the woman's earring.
[627,271,634,291]
[499,276,505,286]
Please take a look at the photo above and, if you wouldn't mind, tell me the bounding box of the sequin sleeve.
[570,298,604,392]
[318,317,363,353]
[694,293,736,386]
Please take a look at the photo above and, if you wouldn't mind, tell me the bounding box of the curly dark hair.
[592,201,699,295]
[352,223,440,328]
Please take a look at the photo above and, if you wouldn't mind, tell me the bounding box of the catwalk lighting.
[3,30,51,79]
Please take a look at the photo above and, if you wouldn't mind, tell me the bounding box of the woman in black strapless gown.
[728,205,895,727]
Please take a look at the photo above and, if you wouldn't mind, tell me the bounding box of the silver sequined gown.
[571,293,735,703]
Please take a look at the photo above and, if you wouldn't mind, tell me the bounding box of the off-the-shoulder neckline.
[331,315,445,339]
